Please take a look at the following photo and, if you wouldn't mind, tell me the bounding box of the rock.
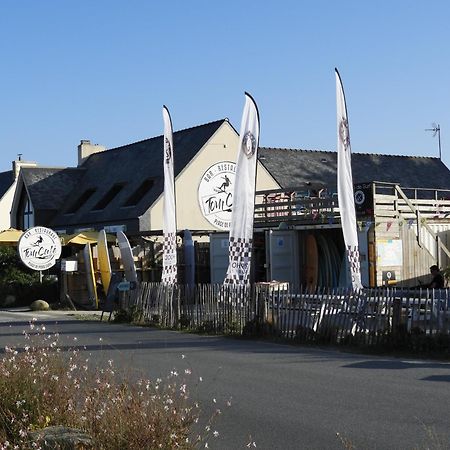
[30,300,50,311]
[28,426,94,449]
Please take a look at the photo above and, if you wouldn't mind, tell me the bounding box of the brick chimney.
[78,140,106,166]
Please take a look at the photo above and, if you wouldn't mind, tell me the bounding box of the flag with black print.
[162,105,177,284]
[224,93,260,285]
[336,69,363,290]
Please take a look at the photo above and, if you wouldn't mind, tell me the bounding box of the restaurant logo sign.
[198,162,236,230]
[18,226,62,270]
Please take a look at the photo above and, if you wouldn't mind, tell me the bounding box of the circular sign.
[18,226,62,271]
[198,161,236,230]
[354,189,365,205]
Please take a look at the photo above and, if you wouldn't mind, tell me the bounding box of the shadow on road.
[343,359,450,370]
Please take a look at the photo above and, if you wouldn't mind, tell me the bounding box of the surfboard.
[317,235,333,287]
[327,237,341,288]
[305,234,319,292]
[97,230,112,294]
[117,231,138,283]
[83,243,98,308]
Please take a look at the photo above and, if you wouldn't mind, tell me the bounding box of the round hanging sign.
[18,226,62,271]
[198,161,236,231]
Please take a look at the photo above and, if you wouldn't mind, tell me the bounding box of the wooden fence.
[120,283,450,348]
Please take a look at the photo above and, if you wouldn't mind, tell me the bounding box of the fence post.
[392,296,402,335]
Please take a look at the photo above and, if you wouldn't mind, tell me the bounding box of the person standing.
[428,265,445,289]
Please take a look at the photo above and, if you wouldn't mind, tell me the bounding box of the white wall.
[0,181,16,231]
[147,121,280,232]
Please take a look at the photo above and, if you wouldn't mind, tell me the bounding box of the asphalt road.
[1,309,450,449]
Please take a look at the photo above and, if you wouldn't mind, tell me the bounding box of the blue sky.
[1,0,450,172]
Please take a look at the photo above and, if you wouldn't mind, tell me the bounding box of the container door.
[209,233,229,284]
[266,230,299,285]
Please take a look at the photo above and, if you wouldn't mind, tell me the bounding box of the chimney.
[78,140,106,166]
[12,157,38,180]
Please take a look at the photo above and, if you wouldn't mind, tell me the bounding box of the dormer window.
[92,183,125,211]
[122,178,155,207]
[65,188,96,214]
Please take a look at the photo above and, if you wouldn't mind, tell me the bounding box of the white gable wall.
[0,181,16,231]
[148,121,280,232]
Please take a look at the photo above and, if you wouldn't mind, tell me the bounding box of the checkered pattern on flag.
[162,106,177,285]
[224,93,260,286]
[336,69,362,290]
[347,245,362,287]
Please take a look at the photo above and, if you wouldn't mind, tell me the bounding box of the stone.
[28,426,94,449]
[30,299,50,311]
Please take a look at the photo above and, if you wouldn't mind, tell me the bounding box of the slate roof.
[21,167,85,210]
[50,119,226,228]
[258,148,450,191]
[0,170,13,198]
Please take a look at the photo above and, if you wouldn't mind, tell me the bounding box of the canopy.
[0,228,24,246]
[59,231,116,246]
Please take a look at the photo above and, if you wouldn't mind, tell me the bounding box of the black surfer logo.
[339,117,350,151]
[214,175,231,194]
[32,235,44,246]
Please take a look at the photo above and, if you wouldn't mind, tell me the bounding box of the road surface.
[0,308,449,449]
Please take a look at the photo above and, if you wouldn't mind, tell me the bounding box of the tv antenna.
[425,123,441,160]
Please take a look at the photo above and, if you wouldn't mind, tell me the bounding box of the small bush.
[179,314,191,329]
[243,318,277,337]
[196,320,219,334]
[0,320,224,449]
[112,306,143,324]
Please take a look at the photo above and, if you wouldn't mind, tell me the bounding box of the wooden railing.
[254,183,450,228]
[119,283,450,349]
[254,187,340,228]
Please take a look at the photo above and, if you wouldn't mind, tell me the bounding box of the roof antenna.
[425,123,441,160]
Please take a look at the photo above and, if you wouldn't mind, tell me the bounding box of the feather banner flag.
[224,92,260,285]
[335,69,363,290]
[162,105,177,284]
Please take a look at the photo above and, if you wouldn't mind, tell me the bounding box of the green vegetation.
[0,247,58,306]
[0,321,222,449]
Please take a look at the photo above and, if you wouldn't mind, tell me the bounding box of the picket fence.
[119,283,450,347]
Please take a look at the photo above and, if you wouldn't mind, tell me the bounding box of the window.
[65,188,96,214]
[23,198,34,229]
[17,193,34,230]
[92,183,125,210]
[123,178,155,207]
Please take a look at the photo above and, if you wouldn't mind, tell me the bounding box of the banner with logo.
[18,226,62,271]
[224,92,260,285]
[162,105,177,284]
[335,69,363,290]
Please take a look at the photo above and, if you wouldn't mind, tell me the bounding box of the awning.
[0,228,24,246]
[59,231,116,246]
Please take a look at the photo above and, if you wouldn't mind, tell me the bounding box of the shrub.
[0,247,58,306]
[0,320,223,449]
[243,318,277,337]
[112,306,143,324]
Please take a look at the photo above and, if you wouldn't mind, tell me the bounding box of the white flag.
[336,69,362,290]
[224,92,260,285]
[162,105,177,284]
